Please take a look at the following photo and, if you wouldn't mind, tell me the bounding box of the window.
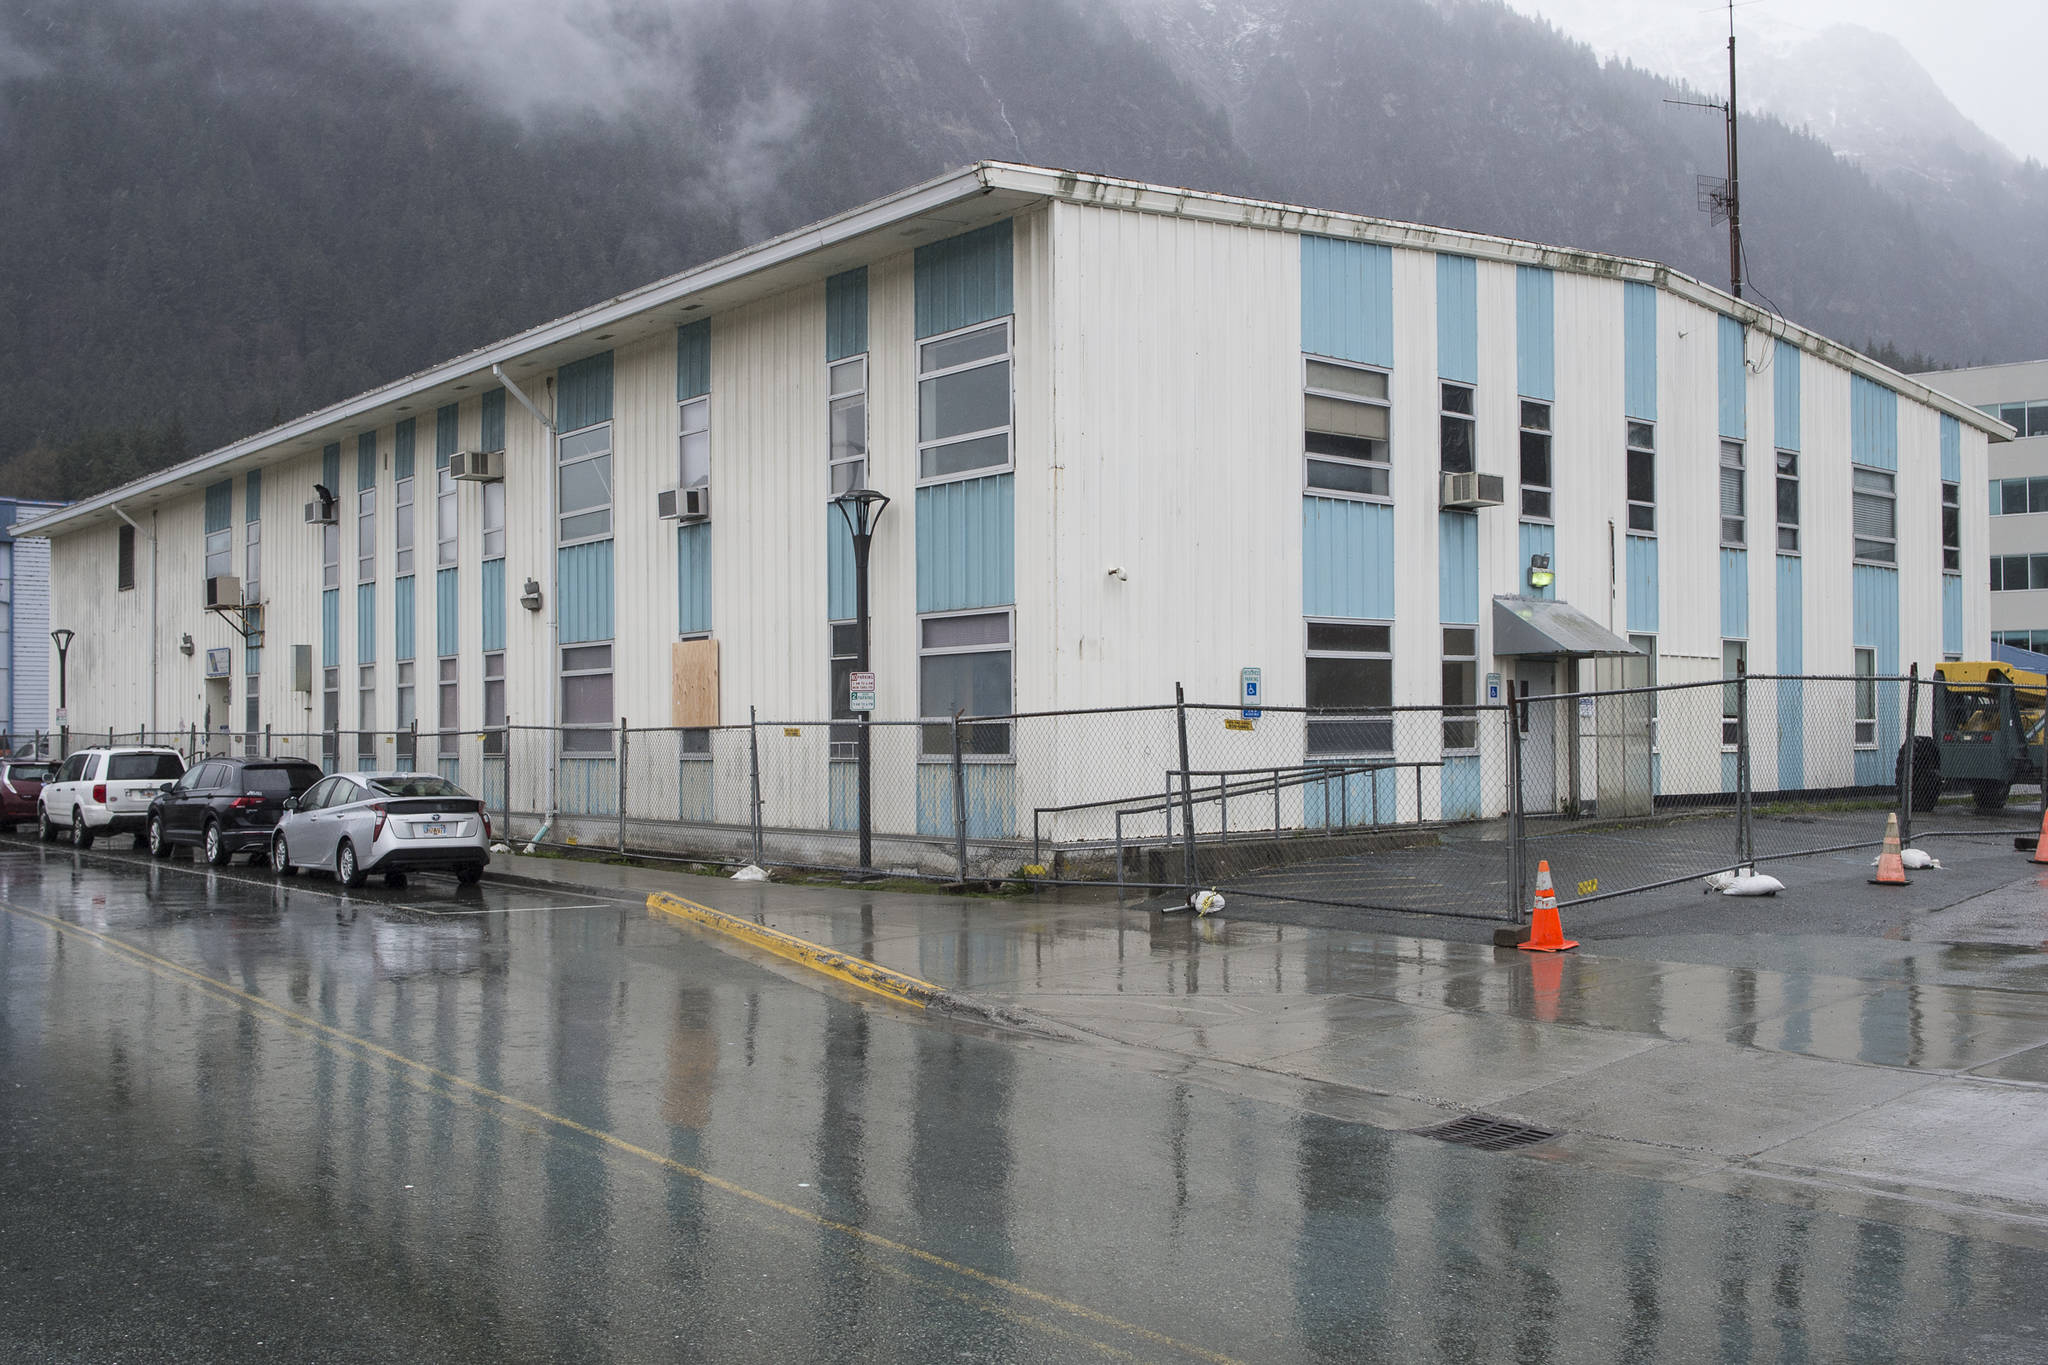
[829,621,860,759]
[357,665,375,763]
[438,658,459,757]
[395,660,415,765]
[917,320,1011,482]
[118,524,135,591]
[558,424,613,545]
[1519,402,1551,519]
[1439,382,1475,475]
[1629,633,1659,748]
[483,652,505,756]
[1304,358,1391,499]
[1854,648,1877,747]
[1942,482,1960,573]
[828,358,867,493]
[245,519,261,600]
[680,395,711,490]
[394,471,414,577]
[322,666,340,766]
[205,527,231,580]
[482,480,504,560]
[562,644,614,753]
[322,520,340,590]
[1442,627,1477,751]
[1305,620,1393,756]
[244,666,259,752]
[1720,440,1745,547]
[437,464,458,567]
[918,610,1012,756]
[357,488,375,584]
[1990,555,2048,591]
[1852,468,1896,564]
[1775,451,1799,552]
[1626,422,1656,533]
[1994,402,2048,437]
[1721,640,1746,747]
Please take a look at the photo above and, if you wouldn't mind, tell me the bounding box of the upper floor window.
[437,464,457,568]
[1719,440,1745,548]
[1304,358,1390,499]
[1943,481,1960,573]
[1990,401,2048,437]
[558,424,613,546]
[1991,477,2048,515]
[1852,467,1896,564]
[482,480,504,560]
[829,357,867,493]
[1518,401,1551,520]
[394,470,414,577]
[917,320,1010,482]
[204,526,232,580]
[1626,421,1656,533]
[1775,451,1799,552]
[245,520,261,599]
[323,519,339,590]
[118,524,135,591]
[356,487,375,584]
[679,395,710,491]
[1439,382,1475,474]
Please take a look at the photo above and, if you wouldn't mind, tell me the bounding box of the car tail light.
[231,795,263,809]
[92,783,106,804]
[479,803,491,840]
[370,802,388,842]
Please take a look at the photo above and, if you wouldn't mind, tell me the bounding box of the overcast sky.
[1505,0,2047,164]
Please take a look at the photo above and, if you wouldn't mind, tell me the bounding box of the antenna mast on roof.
[1669,0,1743,299]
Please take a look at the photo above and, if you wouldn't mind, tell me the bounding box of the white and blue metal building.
[17,163,2004,839]
[0,499,62,744]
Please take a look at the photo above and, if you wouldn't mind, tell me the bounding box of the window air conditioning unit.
[450,449,504,482]
[1439,471,1506,510]
[657,485,711,522]
[205,575,242,608]
[303,496,336,526]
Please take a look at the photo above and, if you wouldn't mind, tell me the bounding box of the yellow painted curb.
[646,891,943,1010]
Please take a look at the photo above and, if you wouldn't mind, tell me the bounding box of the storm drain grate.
[1414,1114,1559,1152]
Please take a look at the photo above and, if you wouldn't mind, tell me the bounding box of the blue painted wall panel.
[1940,414,1961,483]
[204,480,232,533]
[1625,535,1659,633]
[557,351,614,432]
[356,584,375,665]
[480,390,505,451]
[1439,511,1478,623]
[825,268,868,362]
[677,760,714,824]
[1851,376,1900,470]
[557,540,614,644]
[481,562,505,653]
[827,514,855,622]
[437,568,459,657]
[322,443,341,492]
[1720,547,1748,639]
[1943,574,1963,656]
[1304,768,1402,828]
[393,576,414,662]
[1777,554,1803,789]
[1299,236,1393,368]
[1722,749,1740,795]
[559,758,617,816]
[1435,254,1478,384]
[394,419,415,480]
[829,762,858,832]
[243,470,261,522]
[1303,497,1395,620]
[436,404,458,466]
[1774,339,1801,451]
[1623,282,1657,421]
[1519,522,1556,601]
[1718,316,1746,440]
[915,220,1013,339]
[677,524,712,635]
[915,474,1014,613]
[321,590,338,668]
[1441,755,1483,821]
[676,320,710,400]
[1515,266,1554,401]
[917,763,1016,838]
[357,433,376,490]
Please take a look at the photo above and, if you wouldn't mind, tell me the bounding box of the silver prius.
[270,772,492,888]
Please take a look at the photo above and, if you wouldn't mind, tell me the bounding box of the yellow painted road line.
[645,890,945,1011]
[2,901,1243,1365]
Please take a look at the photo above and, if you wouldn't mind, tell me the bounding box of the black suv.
[147,756,325,866]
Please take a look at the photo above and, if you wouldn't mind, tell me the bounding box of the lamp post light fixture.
[831,487,892,877]
[49,628,74,756]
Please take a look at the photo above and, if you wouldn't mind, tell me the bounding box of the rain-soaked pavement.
[6,841,2048,1362]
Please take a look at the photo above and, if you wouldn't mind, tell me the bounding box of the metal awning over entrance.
[1491,595,1639,657]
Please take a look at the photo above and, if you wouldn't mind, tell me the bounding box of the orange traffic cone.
[1870,811,1910,886]
[2029,807,2048,865]
[1517,860,1578,952]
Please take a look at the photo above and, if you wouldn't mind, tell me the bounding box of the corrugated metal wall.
[394,419,414,480]
[204,480,232,533]
[1626,537,1659,633]
[1623,282,1657,421]
[356,583,375,665]
[394,576,414,662]
[480,390,505,451]
[1851,376,1899,470]
[1774,339,1801,451]
[1436,254,1478,384]
[477,562,501,654]
[1940,413,1961,483]
[322,589,339,667]
[677,524,711,635]
[436,404,458,464]
[557,541,614,645]
[1439,512,1478,622]
[357,432,376,489]
[1299,236,1392,367]
[676,320,710,400]
[557,351,615,432]
[825,268,867,363]
[1303,498,1395,619]
[915,476,1014,613]
[1720,548,1748,638]
[1514,266,1554,401]
[914,219,1014,338]
[322,443,341,491]
[1718,316,1747,440]
[1776,554,1804,787]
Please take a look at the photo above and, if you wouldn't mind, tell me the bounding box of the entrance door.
[1516,660,1557,813]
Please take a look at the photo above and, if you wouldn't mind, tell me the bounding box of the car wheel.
[203,820,230,867]
[335,839,366,889]
[383,872,408,889]
[71,809,94,850]
[1972,779,2011,813]
[148,815,173,859]
[456,862,484,886]
[271,833,298,878]
[38,805,58,843]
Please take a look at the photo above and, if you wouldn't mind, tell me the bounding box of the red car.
[0,758,55,831]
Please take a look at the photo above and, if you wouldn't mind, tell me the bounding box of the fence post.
[747,706,763,865]
[1900,663,1919,846]
[264,723,272,758]
[616,717,629,856]
[1507,692,1525,920]
[188,722,196,759]
[951,709,968,883]
[1174,682,1197,898]
[500,719,514,844]
[1735,660,1754,866]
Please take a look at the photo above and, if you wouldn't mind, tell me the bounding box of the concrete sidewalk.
[482,851,2048,1245]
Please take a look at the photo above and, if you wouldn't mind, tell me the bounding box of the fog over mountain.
[2,0,2041,499]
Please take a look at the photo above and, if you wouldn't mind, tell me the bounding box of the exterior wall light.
[1528,554,1554,590]
[179,633,195,655]
[520,578,544,612]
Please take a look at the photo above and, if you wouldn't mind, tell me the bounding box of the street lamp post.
[831,488,891,877]
[49,628,74,757]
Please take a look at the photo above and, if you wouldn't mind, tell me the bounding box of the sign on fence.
[1224,717,1254,732]
[1240,666,1262,720]
[848,671,876,713]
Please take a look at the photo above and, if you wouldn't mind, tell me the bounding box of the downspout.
[109,502,158,733]
[493,363,559,850]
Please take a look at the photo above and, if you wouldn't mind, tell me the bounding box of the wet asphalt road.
[4,842,2048,1363]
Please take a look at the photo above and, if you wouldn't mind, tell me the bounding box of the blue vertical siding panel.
[559,758,618,816]
[1717,316,1746,440]
[825,268,868,362]
[481,564,506,653]
[321,589,339,667]
[1623,283,1658,421]
[322,443,341,491]
[393,576,414,662]
[1518,522,1557,601]
[436,404,458,465]
[1943,574,1963,656]
[1304,769,1402,829]
[203,480,232,533]
[676,761,715,823]
[393,419,415,480]
[1299,236,1394,367]
[1777,554,1804,789]
[1625,536,1659,633]
[357,433,376,489]
[1302,498,1395,620]
[676,320,711,400]
[1514,266,1554,400]
[557,541,614,644]
[356,584,375,665]
[1774,340,1802,451]
[827,514,856,621]
[915,474,1015,613]
[1720,548,1748,639]
[914,220,1014,338]
[1940,414,1961,483]
[1722,750,1740,795]
[436,569,460,657]
[480,390,506,451]
[1439,512,1479,622]
[1441,755,1483,821]
[829,762,858,831]
[1853,565,1901,784]
[917,763,1017,838]
[1435,254,1478,384]
[677,524,712,635]
[556,351,614,432]
[1851,377,1900,470]
[244,470,261,521]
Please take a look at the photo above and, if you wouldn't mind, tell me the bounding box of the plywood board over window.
[672,639,719,728]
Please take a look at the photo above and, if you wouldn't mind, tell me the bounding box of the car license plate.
[128,787,156,799]
[423,823,446,838]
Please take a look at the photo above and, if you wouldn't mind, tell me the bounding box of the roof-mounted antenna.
[1667,0,1743,299]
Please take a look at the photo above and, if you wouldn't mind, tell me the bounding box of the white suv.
[40,747,187,848]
